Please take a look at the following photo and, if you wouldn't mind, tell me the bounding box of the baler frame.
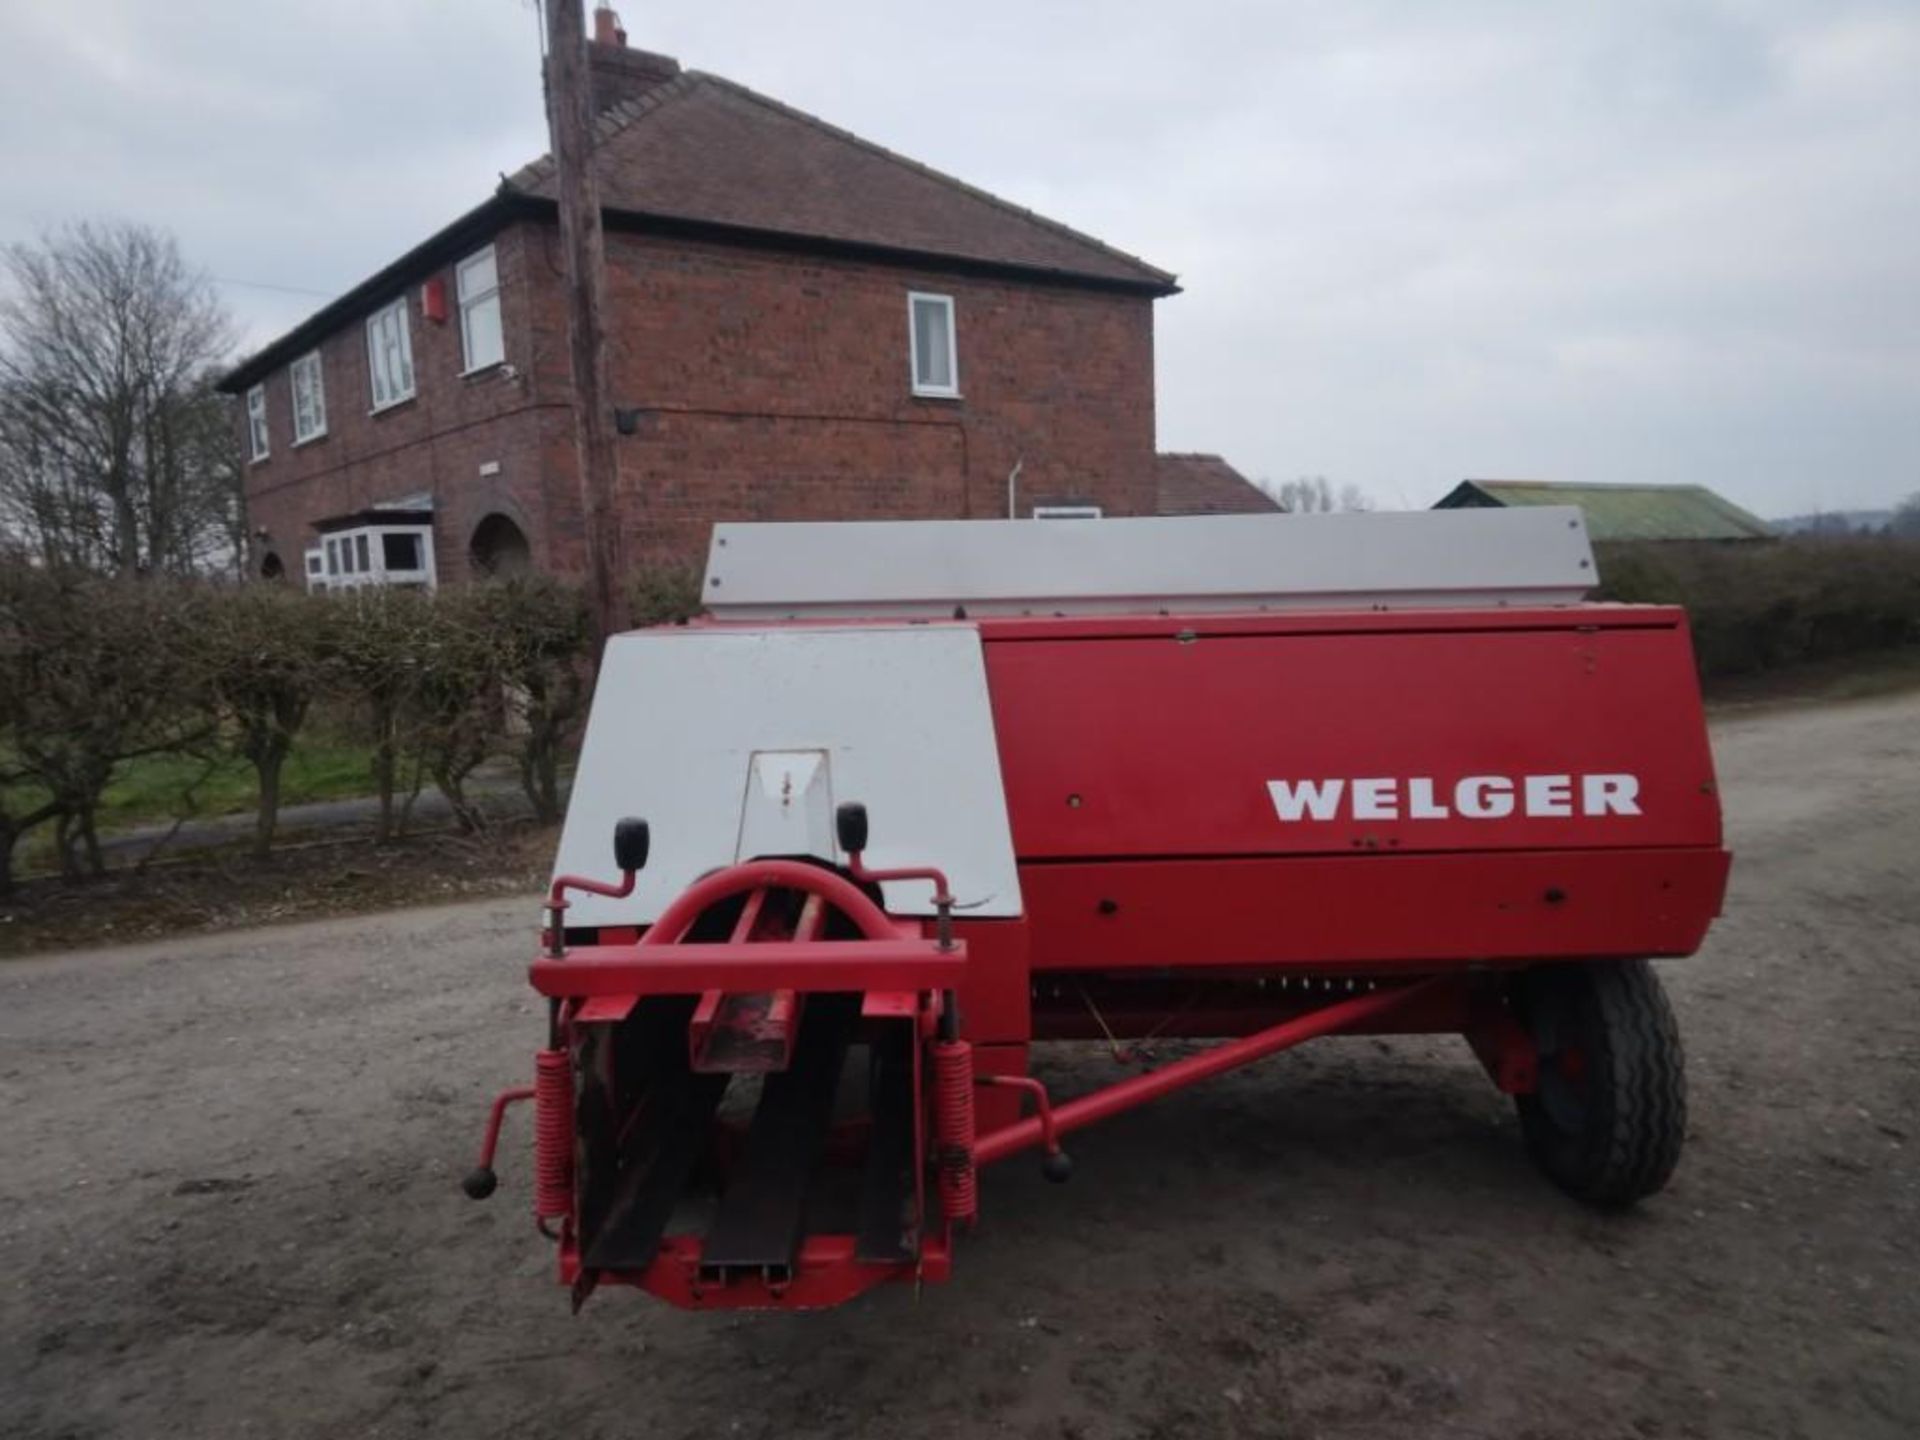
[465,510,1726,1314]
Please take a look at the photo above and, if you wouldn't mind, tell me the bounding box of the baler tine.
[464,511,1729,1313]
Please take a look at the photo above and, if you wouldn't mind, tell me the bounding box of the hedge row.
[1595,537,1920,677]
[0,565,701,894]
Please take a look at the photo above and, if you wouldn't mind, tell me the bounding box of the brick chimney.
[588,6,681,113]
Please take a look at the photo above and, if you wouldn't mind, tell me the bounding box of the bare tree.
[1267,476,1374,514]
[0,566,207,881]
[1893,492,1920,538]
[1275,476,1333,513]
[192,584,338,858]
[0,221,240,576]
[1272,476,1373,513]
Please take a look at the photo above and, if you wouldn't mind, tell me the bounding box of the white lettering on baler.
[1583,773,1642,816]
[1456,776,1515,819]
[1524,774,1574,818]
[1267,778,1345,821]
[1351,777,1397,820]
[1268,773,1643,822]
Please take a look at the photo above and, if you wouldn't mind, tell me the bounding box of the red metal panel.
[1019,848,1730,971]
[576,993,639,1023]
[974,606,1686,643]
[950,919,1032,1044]
[562,1234,950,1311]
[984,616,1721,860]
[529,939,966,998]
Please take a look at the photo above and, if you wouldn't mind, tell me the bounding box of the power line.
[211,275,334,299]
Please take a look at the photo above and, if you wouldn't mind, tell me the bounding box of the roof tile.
[1156,454,1280,516]
[504,73,1174,290]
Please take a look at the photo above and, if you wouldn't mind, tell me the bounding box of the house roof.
[505,73,1177,294]
[1155,453,1280,517]
[1434,480,1775,542]
[221,64,1175,394]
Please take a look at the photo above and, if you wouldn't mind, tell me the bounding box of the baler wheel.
[1513,961,1686,1208]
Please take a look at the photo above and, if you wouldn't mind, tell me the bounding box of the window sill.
[911,387,963,401]
[248,455,270,466]
[368,394,417,418]
[460,359,506,380]
[292,430,328,450]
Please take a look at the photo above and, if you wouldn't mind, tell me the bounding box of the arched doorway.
[260,551,286,581]
[470,513,532,577]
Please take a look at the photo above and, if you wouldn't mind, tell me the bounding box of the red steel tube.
[548,869,637,909]
[847,852,953,905]
[475,1086,536,1172]
[645,860,897,945]
[974,978,1446,1168]
[976,1074,1062,1157]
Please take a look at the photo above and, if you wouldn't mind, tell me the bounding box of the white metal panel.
[703,509,1596,619]
[551,626,1022,927]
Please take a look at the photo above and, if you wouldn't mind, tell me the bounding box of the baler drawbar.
[465,511,1730,1311]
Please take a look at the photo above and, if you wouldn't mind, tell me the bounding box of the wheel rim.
[1529,989,1594,1134]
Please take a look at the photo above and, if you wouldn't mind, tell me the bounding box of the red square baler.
[466,510,1729,1311]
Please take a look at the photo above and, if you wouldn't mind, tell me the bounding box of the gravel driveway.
[2,691,1916,1439]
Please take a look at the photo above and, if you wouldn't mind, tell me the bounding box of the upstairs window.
[908,292,958,397]
[246,384,269,461]
[457,245,504,372]
[366,298,415,411]
[290,351,327,444]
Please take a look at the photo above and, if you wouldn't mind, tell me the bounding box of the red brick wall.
[241,220,565,583]
[588,232,1159,566]
[244,219,1159,583]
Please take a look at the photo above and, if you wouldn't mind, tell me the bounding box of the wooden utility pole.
[543,0,626,644]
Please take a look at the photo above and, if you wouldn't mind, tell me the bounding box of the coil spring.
[533,1047,574,1222]
[932,1038,978,1224]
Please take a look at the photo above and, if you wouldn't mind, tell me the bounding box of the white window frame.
[246,384,270,461]
[290,350,327,445]
[366,298,416,413]
[1032,505,1103,520]
[314,523,437,592]
[304,546,327,593]
[456,245,505,374]
[908,291,959,398]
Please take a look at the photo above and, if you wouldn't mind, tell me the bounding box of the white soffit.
[701,510,1596,619]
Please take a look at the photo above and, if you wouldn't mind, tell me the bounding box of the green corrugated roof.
[1437,480,1775,542]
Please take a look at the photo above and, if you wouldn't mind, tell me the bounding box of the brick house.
[220,13,1187,590]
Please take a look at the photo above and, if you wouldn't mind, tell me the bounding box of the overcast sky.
[2,0,1914,516]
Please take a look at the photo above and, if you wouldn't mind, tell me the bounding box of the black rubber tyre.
[1513,961,1686,1208]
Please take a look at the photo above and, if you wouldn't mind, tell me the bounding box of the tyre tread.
[1518,960,1687,1207]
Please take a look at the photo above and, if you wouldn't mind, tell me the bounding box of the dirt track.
[3,691,1917,1440]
